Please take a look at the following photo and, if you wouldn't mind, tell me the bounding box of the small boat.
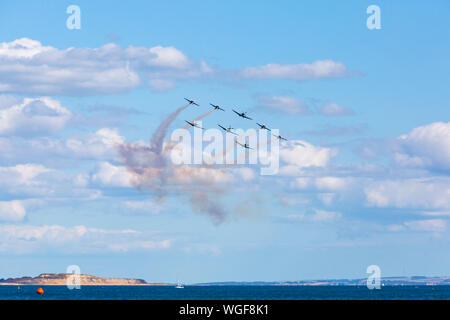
[175,280,184,289]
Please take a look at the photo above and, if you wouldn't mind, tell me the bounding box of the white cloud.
[365,178,450,209]
[0,94,20,110]
[285,209,341,223]
[108,239,171,252]
[279,140,335,175]
[315,177,349,191]
[92,162,132,187]
[171,166,233,184]
[0,224,171,253]
[0,96,71,136]
[0,200,26,222]
[256,96,311,115]
[0,38,211,95]
[240,60,353,80]
[232,167,256,181]
[64,128,124,160]
[0,128,125,163]
[317,193,335,206]
[396,122,450,172]
[0,38,52,58]
[124,200,162,214]
[0,163,50,185]
[290,177,311,189]
[0,164,52,196]
[311,209,342,222]
[421,211,450,217]
[318,102,354,116]
[404,219,446,233]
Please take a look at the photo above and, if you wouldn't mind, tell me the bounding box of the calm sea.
[1,285,450,300]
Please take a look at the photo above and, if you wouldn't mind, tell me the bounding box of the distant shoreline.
[1,273,449,286]
[0,283,169,286]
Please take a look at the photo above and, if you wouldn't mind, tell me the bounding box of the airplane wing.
[193,102,199,106]
[244,115,253,120]
[232,109,241,116]
[218,124,227,131]
[185,120,193,126]
[236,141,251,149]
[219,107,225,111]
[184,98,191,103]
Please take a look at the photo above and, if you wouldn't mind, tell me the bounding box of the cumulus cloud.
[0,200,26,222]
[64,128,124,160]
[365,178,450,209]
[278,140,335,175]
[0,164,52,196]
[0,38,212,95]
[0,224,172,254]
[256,96,311,115]
[92,162,132,188]
[318,102,354,116]
[0,128,125,164]
[0,163,103,201]
[0,96,71,136]
[395,122,450,172]
[315,176,350,191]
[240,60,354,80]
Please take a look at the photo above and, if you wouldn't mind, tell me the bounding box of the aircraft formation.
[184,97,289,149]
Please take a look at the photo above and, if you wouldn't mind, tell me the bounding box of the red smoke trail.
[164,107,216,153]
[182,107,216,129]
[194,108,216,121]
[150,103,190,153]
[119,103,190,195]
[117,102,260,224]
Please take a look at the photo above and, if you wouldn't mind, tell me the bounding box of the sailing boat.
[175,279,184,289]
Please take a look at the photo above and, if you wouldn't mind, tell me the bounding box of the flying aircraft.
[256,123,271,131]
[235,141,252,149]
[210,103,225,111]
[218,124,238,135]
[184,98,199,106]
[272,134,288,141]
[185,120,204,129]
[232,109,253,120]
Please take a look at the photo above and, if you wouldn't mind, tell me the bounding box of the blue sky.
[0,1,449,283]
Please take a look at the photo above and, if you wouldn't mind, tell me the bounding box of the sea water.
[1,285,449,300]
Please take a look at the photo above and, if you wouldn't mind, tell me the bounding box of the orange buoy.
[36,287,44,295]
